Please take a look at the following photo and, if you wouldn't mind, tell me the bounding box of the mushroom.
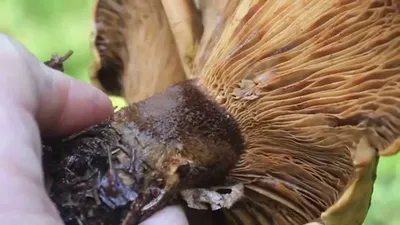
[91,0,191,102]
[43,1,400,225]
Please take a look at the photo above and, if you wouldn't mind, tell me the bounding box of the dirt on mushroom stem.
[42,52,245,225]
[42,121,129,225]
[41,106,238,225]
[42,52,132,225]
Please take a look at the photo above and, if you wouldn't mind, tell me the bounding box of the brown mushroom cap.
[91,0,400,225]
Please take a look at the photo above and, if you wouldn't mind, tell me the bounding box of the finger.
[36,66,114,136]
[0,102,64,225]
[139,205,189,225]
[0,33,40,112]
[0,33,114,136]
[0,33,111,224]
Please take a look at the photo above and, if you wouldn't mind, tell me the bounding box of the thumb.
[36,65,114,136]
[1,33,114,136]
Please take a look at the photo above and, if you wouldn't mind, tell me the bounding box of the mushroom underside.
[88,0,400,225]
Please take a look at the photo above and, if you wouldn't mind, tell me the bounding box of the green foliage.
[1,0,94,81]
[0,0,127,107]
[1,1,399,224]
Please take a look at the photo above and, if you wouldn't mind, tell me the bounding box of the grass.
[1,0,399,224]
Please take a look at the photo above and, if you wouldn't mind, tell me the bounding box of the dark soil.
[42,121,131,225]
[43,53,131,225]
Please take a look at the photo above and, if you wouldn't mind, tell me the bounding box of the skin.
[0,33,188,225]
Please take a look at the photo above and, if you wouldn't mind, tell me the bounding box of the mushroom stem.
[42,79,245,225]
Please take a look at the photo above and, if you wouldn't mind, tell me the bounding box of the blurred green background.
[0,0,399,224]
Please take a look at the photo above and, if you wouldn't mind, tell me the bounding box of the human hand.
[0,33,188,225]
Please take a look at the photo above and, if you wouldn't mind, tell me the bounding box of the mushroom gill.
[160,0,203,77]
[91,0,188,103]
[190,0,400,224]
[87,0,400,225]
